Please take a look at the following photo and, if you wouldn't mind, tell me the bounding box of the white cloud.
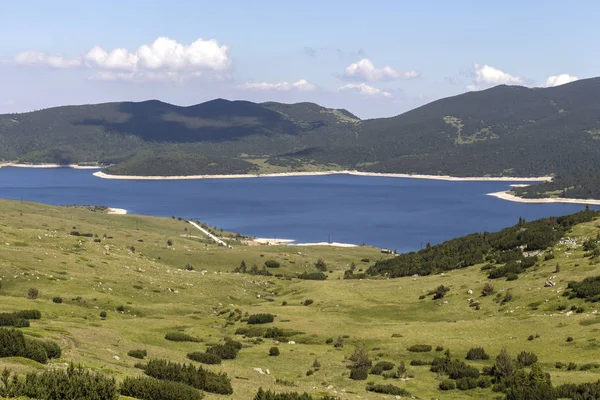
[238,79,317,92]
[342,59,419,82]
[544,74,579,87]
[468,64,523,90]
[4,37,231,82]
[338,83,391,97]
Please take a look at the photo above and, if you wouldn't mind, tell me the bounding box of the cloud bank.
[544,74,579,87]
[338,83,391,97]
[342,59,419,82]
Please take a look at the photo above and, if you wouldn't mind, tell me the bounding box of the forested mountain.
[2,78,600,197]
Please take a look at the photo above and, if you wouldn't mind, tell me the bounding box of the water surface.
[0,167,592,252]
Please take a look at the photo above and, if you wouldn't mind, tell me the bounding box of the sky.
[0,0,596,118]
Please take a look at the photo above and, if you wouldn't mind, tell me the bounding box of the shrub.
[528,335,535,341]
[42,341,62,359]
[456,377,479,390]
[297,271,327,280]
[187,352,221,364]
[265,260,280,269]
[435,346,444,352]
[99,311,107,319]
[314,258,327,272]
[184,263,194,271]
[333,336,343,348]
[0,328,51,363]
[27,288,39,299]
[269,346,280,356]
[410,359,431,366]
[566,336,574,342]
[481,283,495,296]
[164,332,200,342]
[365,382,410,396]
[3,364,118,399]
[15,310,41,319]
[408,344,432,353]
[325,338,333,344]
[478,376,492,388]
[516,351,538,367]
[349,368,368,380]
[143,359,232,395]
[206,339,242,360]
[567,362,577,371]
[52,296,63,304]
[167,239,173,246]
[439,379,456,390]
[506,273,519,281]
[466,347,489,360]
[431,355,480,379]
[305,369,314,376]
[370,361,395,375]
[303,299,314,306]
[430,285,450,299]
[128,349,148,359]
[248,313,275,324]
[253,388,338,400]
[0,312,30,328]
[120,376,203,400]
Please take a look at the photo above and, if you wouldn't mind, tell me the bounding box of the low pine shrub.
[466,347,489,360]
[247,313,275,324]
[127,349,148,359]
[516,351,538,367]
[52,296,63,304]
[408,344,432,353]
[439,379,456,390]
[365,382,410,396]
[269,346,280,356]
[349,368,368,380]
[370,361,395,375]
[164,332,201,342]
[120,376,203,400]
[187,352,221,364]
[143,359,232,395]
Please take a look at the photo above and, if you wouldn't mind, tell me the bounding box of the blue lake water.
[0,167,593,252]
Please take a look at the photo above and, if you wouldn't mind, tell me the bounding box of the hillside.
[2,78,600,197]
[1,199,600,399]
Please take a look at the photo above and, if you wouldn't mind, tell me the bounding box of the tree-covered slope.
[3,78,600,197]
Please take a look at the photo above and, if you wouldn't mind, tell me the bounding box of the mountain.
[2,78,600,197]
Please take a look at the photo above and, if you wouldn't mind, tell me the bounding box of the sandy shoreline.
[107,207,128,215]
[487,191,600,206]
[0,163,101,169]
[93,170,553,182]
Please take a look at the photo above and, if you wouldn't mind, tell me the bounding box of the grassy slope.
[0,199,599,399]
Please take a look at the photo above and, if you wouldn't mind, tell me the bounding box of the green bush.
[506,273,519,281]
[127,349,147,359]
[456,377,479,390]
[303,299,314,306]
[439,379,456,390]
[120,376,203,400]
[410,359,431,366]
[516,351,538,367]
[248,313,275,324]
[466,347,489,360]
[297,272,327,280]
[27,288,39,299]
[41,341,62,359]
[269,347,280,356]
[206,339,242,360]
[365,382,410,396]
[2,364,118,399]
[15,310,41,320]
[253,387,339,399]
[0,313,29,328]
[164,332,201,342]
[187,352,221,365]
[264,260,280,269]
[349,368,368,380]
[52,297,63,304]
[408,344,432,353]
[0,328,51,364]
[99,311,107,319]
[370,361,395,375]
[144,359,232,395]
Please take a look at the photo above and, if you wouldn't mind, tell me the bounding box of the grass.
[0,198,599,399]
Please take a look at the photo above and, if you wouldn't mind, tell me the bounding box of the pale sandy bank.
[253,238,296,245]
[293,241,358,248]
[0,163,101,169]
[487,191,600,206]
[93,170,552,182]
[107,207,128,215]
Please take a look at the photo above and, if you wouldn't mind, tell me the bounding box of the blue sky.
[0,0,596,118]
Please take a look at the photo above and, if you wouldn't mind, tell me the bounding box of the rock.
[544,281,556,287]
[253,367,264,374]
[113,355,120,360]
[265,369,270,375]
[467,289,473,295]
[287,341,296,345]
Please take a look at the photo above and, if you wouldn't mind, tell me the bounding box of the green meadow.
[0,198,599,399]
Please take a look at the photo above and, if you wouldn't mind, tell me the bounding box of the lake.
[0,167,593,252]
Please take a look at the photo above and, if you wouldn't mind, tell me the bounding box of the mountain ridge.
[2,77,600,198]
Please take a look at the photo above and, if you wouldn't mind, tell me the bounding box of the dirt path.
[188,221,231,248]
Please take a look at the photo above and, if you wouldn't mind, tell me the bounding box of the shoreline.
[107,207,128,215]
[93,170,553,182]
[0,163,102,170]
[487,191,600,206]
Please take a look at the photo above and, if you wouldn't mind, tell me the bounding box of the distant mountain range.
[2,78,600,199]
